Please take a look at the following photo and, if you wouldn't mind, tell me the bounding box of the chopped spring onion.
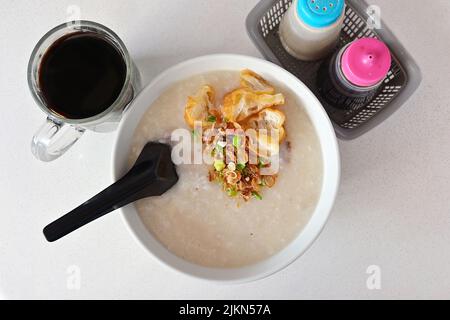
[191,130,200,139]
[227,162,236,171]
[258,158,267,168]
[217,140,227,148]
[227,187,238,197]
[214,159,225,172]
[236,163,246,171]
[215,144,224,154]
[207,115,217,122]
[251,191,263,200]
[232,135,241,148]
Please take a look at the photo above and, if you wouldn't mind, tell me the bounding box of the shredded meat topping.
[185,70,286,201]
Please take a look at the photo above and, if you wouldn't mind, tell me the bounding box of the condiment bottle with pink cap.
[317,37,392,110]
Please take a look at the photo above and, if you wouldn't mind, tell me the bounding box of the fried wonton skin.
[248,130,281,158]
[240,69,275,94]
[245,108,286,141]
[222,88,285,122]
[184,85,215,128]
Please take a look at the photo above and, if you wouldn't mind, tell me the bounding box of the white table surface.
[1,0,449,299]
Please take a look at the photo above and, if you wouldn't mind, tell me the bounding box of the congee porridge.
[128,70,323,268]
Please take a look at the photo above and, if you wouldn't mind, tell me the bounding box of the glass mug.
[28,21,141,161]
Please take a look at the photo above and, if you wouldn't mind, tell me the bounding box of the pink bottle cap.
[341,37,392,87]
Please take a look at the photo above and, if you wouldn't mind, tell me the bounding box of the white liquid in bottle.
[279,0,345,61]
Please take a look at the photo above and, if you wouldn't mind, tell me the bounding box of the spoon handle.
[43,162,155,242]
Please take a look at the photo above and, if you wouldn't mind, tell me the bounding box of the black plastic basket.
[246,0,422,139]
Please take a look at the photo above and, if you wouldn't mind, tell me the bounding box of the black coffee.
[39,32,127,119]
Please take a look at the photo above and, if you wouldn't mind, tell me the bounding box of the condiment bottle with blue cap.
[279,0,345,61]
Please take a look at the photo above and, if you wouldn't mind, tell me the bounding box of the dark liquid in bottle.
[317,51,379,111]
[39,32,127,119]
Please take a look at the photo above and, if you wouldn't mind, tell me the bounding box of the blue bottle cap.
[297,0,345,28]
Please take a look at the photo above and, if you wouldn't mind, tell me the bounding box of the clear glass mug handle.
[31,117,85,162]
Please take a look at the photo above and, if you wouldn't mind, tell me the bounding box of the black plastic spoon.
[43,142,178,242]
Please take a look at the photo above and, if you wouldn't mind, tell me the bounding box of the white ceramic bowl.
[112,54,340,283]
